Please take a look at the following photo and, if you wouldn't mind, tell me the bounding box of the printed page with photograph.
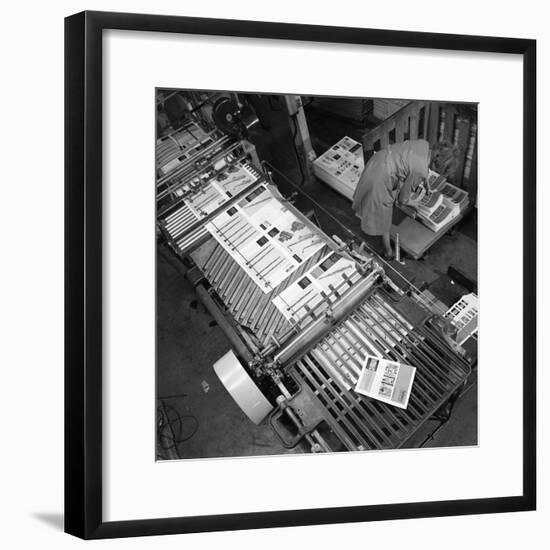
[355,355,416,409]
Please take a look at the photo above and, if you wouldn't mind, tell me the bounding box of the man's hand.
[408,184,426,205]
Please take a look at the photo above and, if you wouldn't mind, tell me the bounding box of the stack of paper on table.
[312,136,364,200]
[414,170,469,233]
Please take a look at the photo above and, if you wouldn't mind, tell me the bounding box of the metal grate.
[290,291,471,451]
[162,202,208,253]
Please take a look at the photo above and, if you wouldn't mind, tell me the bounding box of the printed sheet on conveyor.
[355,355,416,409]
[205,185,326,293]
[161,162,261,254]
[272,251,360,324]
[184,163,258,218]
[157,126,211,175]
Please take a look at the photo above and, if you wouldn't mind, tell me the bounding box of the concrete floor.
[157,248,307,459]
[156,97,478,460]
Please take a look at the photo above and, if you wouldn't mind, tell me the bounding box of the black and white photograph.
[0,0,543,544]
[155,90,478,460]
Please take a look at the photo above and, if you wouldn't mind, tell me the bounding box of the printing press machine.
[157,100,474,453]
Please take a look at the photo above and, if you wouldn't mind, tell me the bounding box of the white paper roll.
[213,350,273,424]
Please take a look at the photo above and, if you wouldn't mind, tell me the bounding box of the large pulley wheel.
[212,96,259,137]
[212,97,241,134]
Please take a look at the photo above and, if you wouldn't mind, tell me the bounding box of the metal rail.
[157,135,232,195]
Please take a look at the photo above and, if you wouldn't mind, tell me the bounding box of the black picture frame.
[65,10,537,540]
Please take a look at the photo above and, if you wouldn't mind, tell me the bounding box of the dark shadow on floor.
[32,512,64,531]
[157,249,307,459]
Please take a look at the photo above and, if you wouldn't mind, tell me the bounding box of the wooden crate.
[427,102,478,194]
[362,101,477,194]
[363,100,431,152]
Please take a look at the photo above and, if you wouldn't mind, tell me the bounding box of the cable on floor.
[157,394,199,460]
